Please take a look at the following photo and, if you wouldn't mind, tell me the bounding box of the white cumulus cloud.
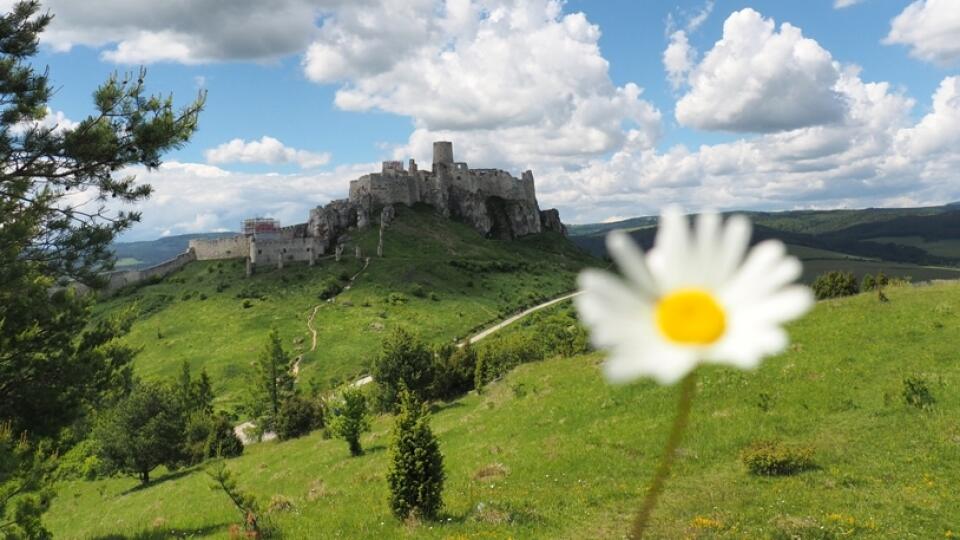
[204,137,332,169]
[0,0,344,64]
[663,30,695,90]
[675,8,846,133]
[834,0,864,8]
[305,0,662,170]
[886,0,960,66]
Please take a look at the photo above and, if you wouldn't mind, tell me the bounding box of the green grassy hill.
[93,204,594,408]
[50,281,960,538]
[569,206,960,283]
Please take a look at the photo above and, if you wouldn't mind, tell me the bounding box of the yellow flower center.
[655,288,726,345]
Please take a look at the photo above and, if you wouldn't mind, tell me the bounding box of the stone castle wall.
[190,235,249,260]
[104,248,198,294]
[250,237,324,267]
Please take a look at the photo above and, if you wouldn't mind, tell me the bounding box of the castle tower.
[433,141,453,169]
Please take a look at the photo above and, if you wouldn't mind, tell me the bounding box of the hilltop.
[51,281,960,538]
[93,204,593,407]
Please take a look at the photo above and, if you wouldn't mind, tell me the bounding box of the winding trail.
[352,289,581,387]
[306,257,371,353]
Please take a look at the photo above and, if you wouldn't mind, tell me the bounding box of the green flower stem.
[630,370,698,539]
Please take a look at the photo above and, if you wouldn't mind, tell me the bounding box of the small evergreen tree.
[330,388,370,456]
[208,460,269,538]
[373,328,436,411]
[176,361,215,414]
[93,382,186,484]
[247,329,295,432]
[387,389,445,521]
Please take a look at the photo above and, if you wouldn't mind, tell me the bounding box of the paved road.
[352,290,581,387]
[461,291,582,346]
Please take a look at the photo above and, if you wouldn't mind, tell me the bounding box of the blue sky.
[15,0,960,239]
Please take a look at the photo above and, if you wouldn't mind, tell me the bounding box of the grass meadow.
[51,281,960,538]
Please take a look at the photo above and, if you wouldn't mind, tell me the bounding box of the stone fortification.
[102,248,198,294]
[187,141,566,274]
[347,141,562,240]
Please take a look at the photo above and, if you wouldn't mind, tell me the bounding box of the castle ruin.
[189,141,565,272]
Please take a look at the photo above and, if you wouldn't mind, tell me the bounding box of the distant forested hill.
[568,204,960,281]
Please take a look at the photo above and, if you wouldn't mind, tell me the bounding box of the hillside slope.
[93,204,594,407]
[570,208,960,282]
[51,282,960,538]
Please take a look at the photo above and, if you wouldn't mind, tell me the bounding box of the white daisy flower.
[575,208,813,385]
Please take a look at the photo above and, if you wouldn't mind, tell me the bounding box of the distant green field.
[867,236,960,259]
[113,257,143,268]
[50,282,960,538]
[93,205,594,409]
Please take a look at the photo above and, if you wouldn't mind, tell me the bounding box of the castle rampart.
[185,140,566,276]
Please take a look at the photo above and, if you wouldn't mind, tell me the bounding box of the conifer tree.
[386,389,445,521]
[247,329,295,432]
[330,388,370,456]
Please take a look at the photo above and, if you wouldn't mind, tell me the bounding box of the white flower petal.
[721,240,794,302]
[651,207,691,289]
[695,212,722,286]
[735,285,814,325]
[604,341,699,385]
[606,230,658,297]
[708,326,788,369]
[715,214,752,285]
[576,269,652,347]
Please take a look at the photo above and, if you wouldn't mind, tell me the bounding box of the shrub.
[431,343,477,399]
[330,388,370,456]
[811,271,859,300]
[474,334,542,389]
[902,376,935,409]
[387,390,445,521]
[185,412,244,463]
[861,273,876,292]
[242,299,254,309]
[275,395,325,441]
[386,292,408,305]
[318,278,343,300]
[54,439,103,481]
[741,441,815,476]
[411,284,427,298]
[373,328,436,411]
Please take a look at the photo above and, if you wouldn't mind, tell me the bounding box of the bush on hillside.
[184,411,244,463]
[902,376,935,409]
[741,441,815,476]
[275,395,325,441]
[373,328,436,411]
[318,278,343,300]
[431,343,477,400]
[474,334,542,389]
[811,271,859,300]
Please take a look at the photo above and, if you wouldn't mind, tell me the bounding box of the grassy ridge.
[94,205,594,408]
[53,281,960,538]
